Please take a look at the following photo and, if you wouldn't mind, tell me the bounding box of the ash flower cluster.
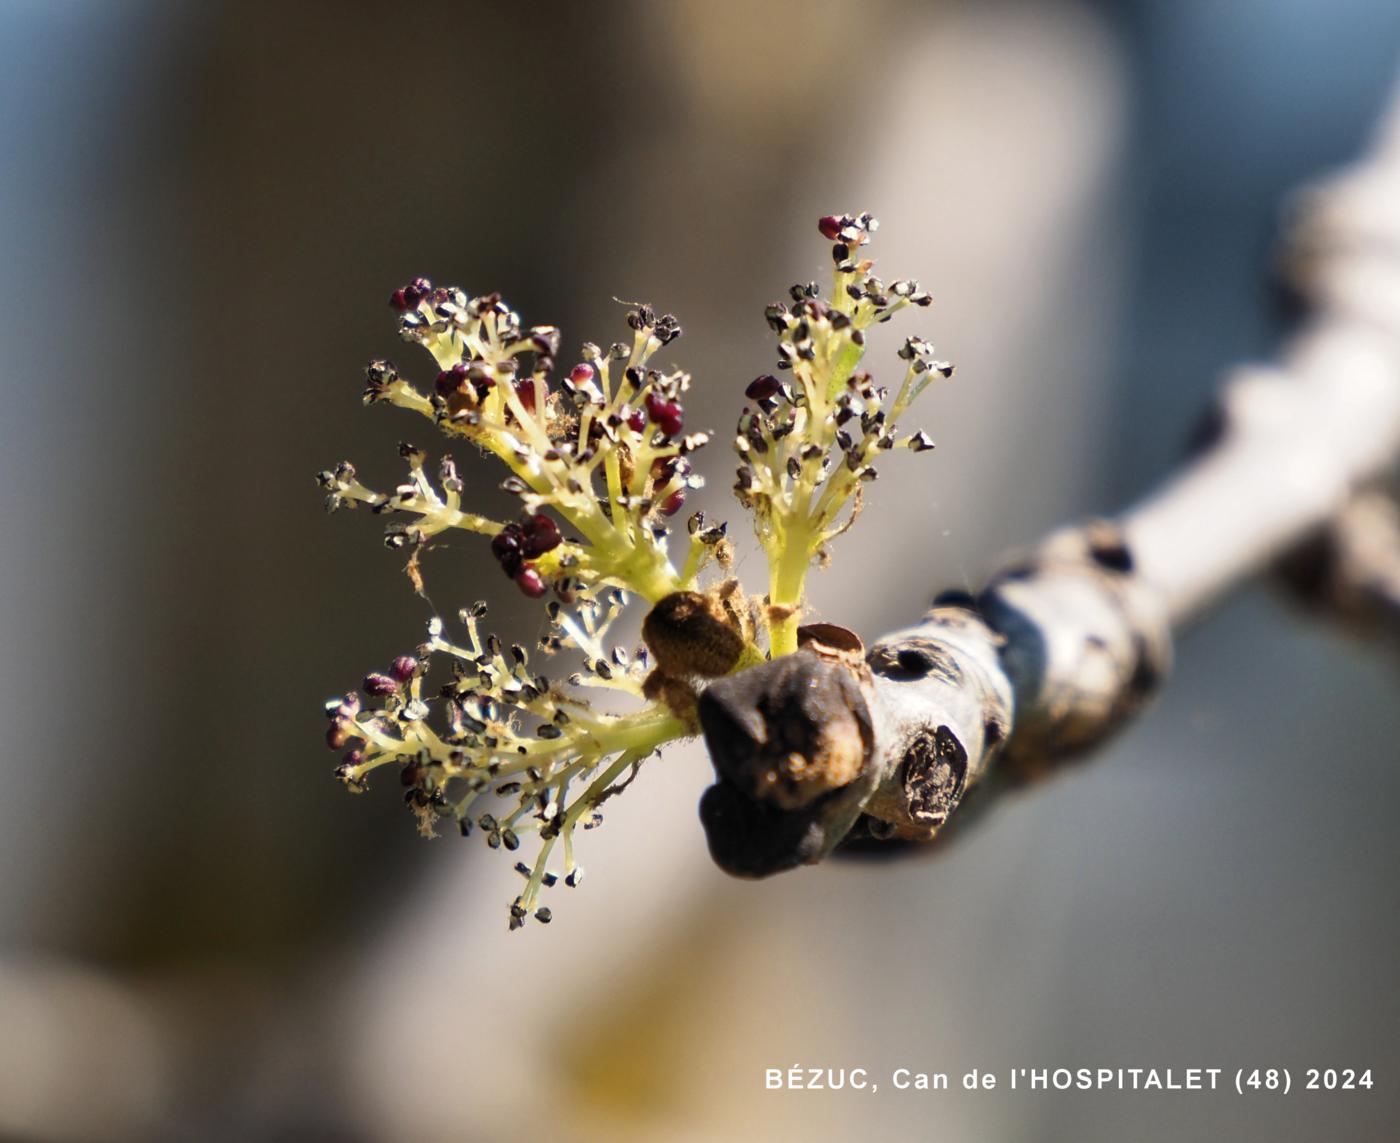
[319,286,713,604]
[318,215,952,928]
[735,213,951,656]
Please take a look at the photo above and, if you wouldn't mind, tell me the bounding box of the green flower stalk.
[319,213,952,929]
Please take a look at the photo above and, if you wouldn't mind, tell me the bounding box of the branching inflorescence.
[319,213,953,928]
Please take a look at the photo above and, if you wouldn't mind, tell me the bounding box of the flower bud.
[516,566,548,598]
[644,392,684,438]
[363,672,399,696]
[435,364,470,398]
[492,526,525,578]
[389,277,432,311]
[642,591,745,678]
[326,721,357,750]
[520,513,562,558]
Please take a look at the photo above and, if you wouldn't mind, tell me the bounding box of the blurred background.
[2,1,1399,1139]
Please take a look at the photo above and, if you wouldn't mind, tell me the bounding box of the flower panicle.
[326,600,686,929]
[319,285,739,928]
[318,215,954,927]
[736,212,954,655]
[322,281,727,606]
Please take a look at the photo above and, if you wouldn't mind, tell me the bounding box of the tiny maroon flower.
[645,391,684,438]
[818,215,843,240]
[390,277,433,311]
[520,513,562,558]
[435,364,470,398]
[660,490,686,516]
[326,721,355,750]
[515,566,547,598]
[626,407,647,434]
[745,374,781,401]
[492,526,525,578]
[389,655,418,683]
[568,363,595,385]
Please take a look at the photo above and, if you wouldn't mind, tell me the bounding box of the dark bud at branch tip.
[698,649,872,811]
[389,655,418,683]
[818,215,843,241]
